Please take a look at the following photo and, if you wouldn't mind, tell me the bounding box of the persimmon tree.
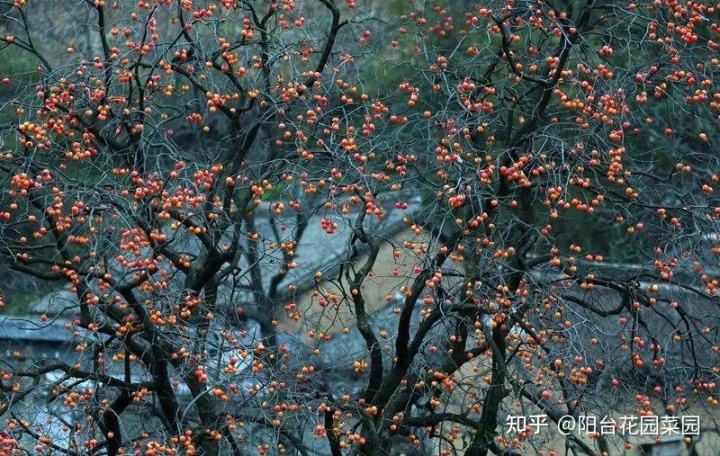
[2,0,720,455]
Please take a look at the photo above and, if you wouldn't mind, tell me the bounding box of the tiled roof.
[0,317,78,342]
